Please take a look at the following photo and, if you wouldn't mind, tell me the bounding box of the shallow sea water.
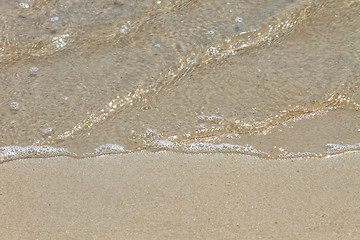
[0,0,359,162]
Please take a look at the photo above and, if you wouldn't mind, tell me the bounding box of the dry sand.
[0,152,359,239]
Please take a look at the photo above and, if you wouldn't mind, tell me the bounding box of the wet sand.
[1,152,359,239]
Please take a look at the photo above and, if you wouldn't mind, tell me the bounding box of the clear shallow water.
[0,0,359,162]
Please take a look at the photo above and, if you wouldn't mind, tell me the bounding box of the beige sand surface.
[0,152,359,239]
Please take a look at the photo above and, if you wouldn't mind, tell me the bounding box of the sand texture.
[0,152,359,239]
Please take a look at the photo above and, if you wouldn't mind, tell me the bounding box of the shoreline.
[1,152,359,239]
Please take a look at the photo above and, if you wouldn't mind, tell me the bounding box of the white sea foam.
[278,151,319,158]
[95,144,125,154]
[1,141,359,164]
[326,143,360,154]
[197,115,224,122]
[182,142,262,154]
[0,145,70,163]
[150,140,176,150]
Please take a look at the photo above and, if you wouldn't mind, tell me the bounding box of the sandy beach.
[1,1,359,239]
[0,152,359,239]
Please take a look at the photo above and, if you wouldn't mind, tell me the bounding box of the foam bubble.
[50,16,59,22]
[30,66,39,72]
[9,101,20,111]
[19,3,29,9]
[41,127,54,137]
[235,16,243,23]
